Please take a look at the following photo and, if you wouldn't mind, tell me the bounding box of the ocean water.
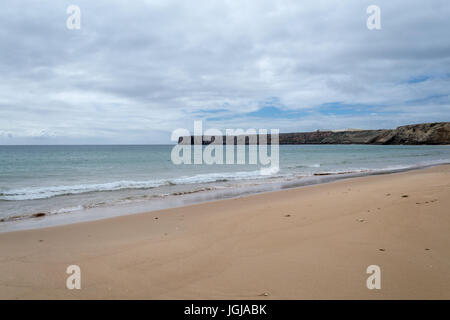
[1,144,449,231]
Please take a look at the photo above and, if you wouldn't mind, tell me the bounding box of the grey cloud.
[0,0,449,144]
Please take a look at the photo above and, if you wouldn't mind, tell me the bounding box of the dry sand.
[1,165,449,299]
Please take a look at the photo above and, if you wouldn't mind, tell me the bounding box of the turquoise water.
[1,145,449,226]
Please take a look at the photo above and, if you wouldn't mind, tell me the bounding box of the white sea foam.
[0,169,278,201]
[2,158,449,202]
[0,180,166,201]
[51,205,84,214]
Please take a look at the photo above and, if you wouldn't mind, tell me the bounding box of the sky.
[0,0,449,144]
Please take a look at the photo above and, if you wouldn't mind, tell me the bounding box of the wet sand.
[0,165,449,299]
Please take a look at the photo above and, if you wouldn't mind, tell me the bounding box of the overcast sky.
[0,0,449,144]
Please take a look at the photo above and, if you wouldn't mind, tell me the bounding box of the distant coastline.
[180,122,450,145]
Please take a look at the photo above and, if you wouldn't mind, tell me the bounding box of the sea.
[1,144,449,231]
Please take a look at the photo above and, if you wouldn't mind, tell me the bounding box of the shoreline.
[0,164,449,299]
[1,161,449,233]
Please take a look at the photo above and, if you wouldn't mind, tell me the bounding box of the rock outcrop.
[179,122,450,145]
[367,122,450,145]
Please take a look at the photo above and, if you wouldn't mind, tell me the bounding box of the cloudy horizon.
[1,0,449,144]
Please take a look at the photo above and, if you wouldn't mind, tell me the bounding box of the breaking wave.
[0,169,278,201]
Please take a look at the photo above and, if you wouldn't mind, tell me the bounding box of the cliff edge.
[179,122,450,145]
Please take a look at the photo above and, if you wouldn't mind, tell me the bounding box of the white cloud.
[0,0,449,144]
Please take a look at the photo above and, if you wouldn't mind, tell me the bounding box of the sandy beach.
[0,165,449,299]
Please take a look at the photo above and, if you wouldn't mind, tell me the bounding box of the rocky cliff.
[367,122,450,145]
[179,122,450,145]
